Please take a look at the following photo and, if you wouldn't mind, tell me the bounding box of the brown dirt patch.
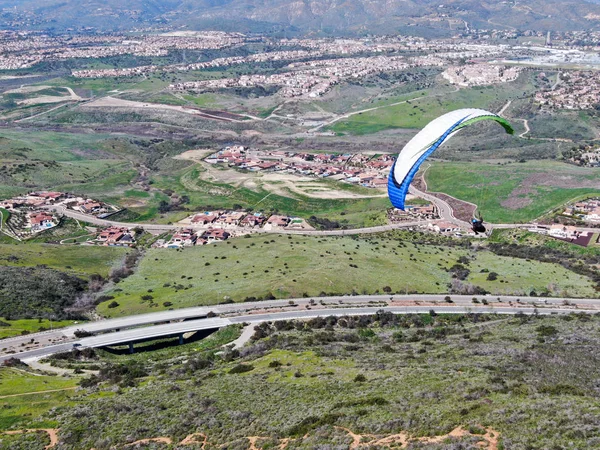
[412,172,476,221]
[180,433,208,448]
[124,437,172,447]
[432,192,477,222]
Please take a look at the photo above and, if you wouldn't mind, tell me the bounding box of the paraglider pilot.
[471,212,486,234]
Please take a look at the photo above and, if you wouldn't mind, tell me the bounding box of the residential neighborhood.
[205,147,392,188]
[442,64,521,87]
[535,71,600,110]
[0,191,120,240]
[389,204,439,223]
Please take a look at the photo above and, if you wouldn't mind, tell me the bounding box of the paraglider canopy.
[388,108,513,210]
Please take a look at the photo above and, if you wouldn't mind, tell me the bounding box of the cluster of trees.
[308,215,346,230]
[250,310,495,343]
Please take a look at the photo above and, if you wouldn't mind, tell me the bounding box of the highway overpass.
[2,303,598,364]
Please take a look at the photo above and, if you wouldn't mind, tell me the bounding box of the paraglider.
[387,108,514,231]
[471,211,485,234]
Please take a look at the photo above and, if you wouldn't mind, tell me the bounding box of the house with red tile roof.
[191,212,220,225]
[241,214,266,228]
[27,212,57,232]
[97,227,136,246]
[166,229,197,247]
[264,215,291,230]
[201,228,230,242]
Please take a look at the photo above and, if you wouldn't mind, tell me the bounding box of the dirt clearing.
[176,150,386,199]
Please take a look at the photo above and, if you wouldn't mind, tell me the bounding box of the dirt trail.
[124,425,500,449]
[2,429,59,449]
[0,387,76,399]
[336,427,375,448]
[180,433,208,448]
[333,425,499,449]
[4,424,499,449]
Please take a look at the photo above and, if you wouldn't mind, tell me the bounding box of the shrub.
[107,301,120,309]
[354,374,367,382]
[229,364,254,374]
[487,272,499,281]
[2,357,26,367]
[536,325,558,337]
[74,329,94,338]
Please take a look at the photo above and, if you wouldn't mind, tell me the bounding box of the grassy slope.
[329,75,534,135]
[97,234,596,317]
[0,326,241,434]
[0,244,126,278]
[425,160,600,223]
[0,368,79,429]
[0,318,76,339]
[0,130,136,200]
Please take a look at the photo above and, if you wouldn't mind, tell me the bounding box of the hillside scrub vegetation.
[6,313,600,449]
[0,267,86,320]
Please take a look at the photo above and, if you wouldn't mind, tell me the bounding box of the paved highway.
[62,293,600,336]
[62,306,212,336]
[3,294,599,356]
[228,306,596,324]
[2,297,598,363]
[47,205,432,235]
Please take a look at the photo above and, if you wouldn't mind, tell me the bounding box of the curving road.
[45,204,436,236]
[2,294,598,363]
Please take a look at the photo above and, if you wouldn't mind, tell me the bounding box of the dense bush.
[229,364,254,374]
[308,215,344,230]
[0,266,87,319]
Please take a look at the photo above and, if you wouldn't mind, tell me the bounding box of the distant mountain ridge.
[2,0,600,35]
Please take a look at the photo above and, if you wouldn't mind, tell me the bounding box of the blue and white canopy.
[387,108,513,210]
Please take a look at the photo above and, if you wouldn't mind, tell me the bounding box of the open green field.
[0,368,79,430]
[425,160,600,223]
[0,244,126,278]
[329,73,535,135]
[97,233,597,317]
[0,130,140,200]
[0,318,76,339]
[0,130,119,162]
[19,313,600,449]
